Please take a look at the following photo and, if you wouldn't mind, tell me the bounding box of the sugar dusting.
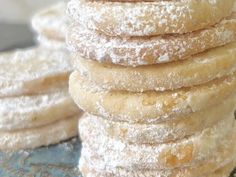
[0,89,79,131]
[32,2,68,41]
[67,15,236,66]
[79,115,235,170]
[0,47,72,97]
[67,0,233,36]
[73,42,236,93]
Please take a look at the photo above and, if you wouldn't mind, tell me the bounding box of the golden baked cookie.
[209,160,236,177]
[69,14,236,66]
[32,2,67,42]
[73,42,236,92]
[0,115,78,151]
[80,95,236,144]
[0,47,72,97]
[69,72,236,122]
[79,113,234,169]
[67,0,234,36]
[38,35,67,50]
[0,90,79,131]
[79,157,236,177]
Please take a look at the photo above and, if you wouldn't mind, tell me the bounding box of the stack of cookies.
[32,2,68,50]
[0,2,80,151]
[0,48,80,151]
[67,0,236,176]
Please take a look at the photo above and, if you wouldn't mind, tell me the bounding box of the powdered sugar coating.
[0,90,80,131]
[68,14,236,66]
[69,71,236,123]
[38,35,67,50]
[0,47,72,97]
[79,156,235,177]
[73,42,236,92]
[79,96,236,144]
[0,115,78,151]
[67,0,234,37]
[79,115,235,170]
[32,2,68,41]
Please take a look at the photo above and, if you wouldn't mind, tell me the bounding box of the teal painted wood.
[0,136,235,177]
[0,138,82,177]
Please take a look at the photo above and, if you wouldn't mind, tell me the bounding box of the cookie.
[69,14,236,66]
[0,115,78,151]
[79,114,235,169]
[0,90,79,131]
[69,71,236,122]
[0,47,72,97]
[79,95,236,144]
[73,42,236,92]
[79,157,236,177]
[32,2,67,41]
[68,0,234,36]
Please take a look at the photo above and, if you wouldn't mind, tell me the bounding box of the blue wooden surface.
[0,138,82,177]
[0,137,235,177]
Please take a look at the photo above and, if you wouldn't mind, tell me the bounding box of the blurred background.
[0,0,60,23]
[0,0,61,51]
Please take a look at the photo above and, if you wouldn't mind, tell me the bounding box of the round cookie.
[38,35,67,50]
[69,71,236,123]
[0,90,80,131]
[67,0,234,37]
[79,156,236,177]
[0,115,78,151]
[80,95,236,144]
[209,161,236,177]
[32,2,67,41]
[79,113,234,169]
[69,14,236,66]
[0,47,72,97]
[74,42,236,92]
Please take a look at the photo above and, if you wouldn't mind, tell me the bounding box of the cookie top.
[0,115,78,151]
[74,42,236,92]
[32,2,67,41]
[68,0,234,36]
[0,47,72,97]
[69,13,236,66]
[0,89,80,131]
[70,71,236,122]
[79,113,235,169]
